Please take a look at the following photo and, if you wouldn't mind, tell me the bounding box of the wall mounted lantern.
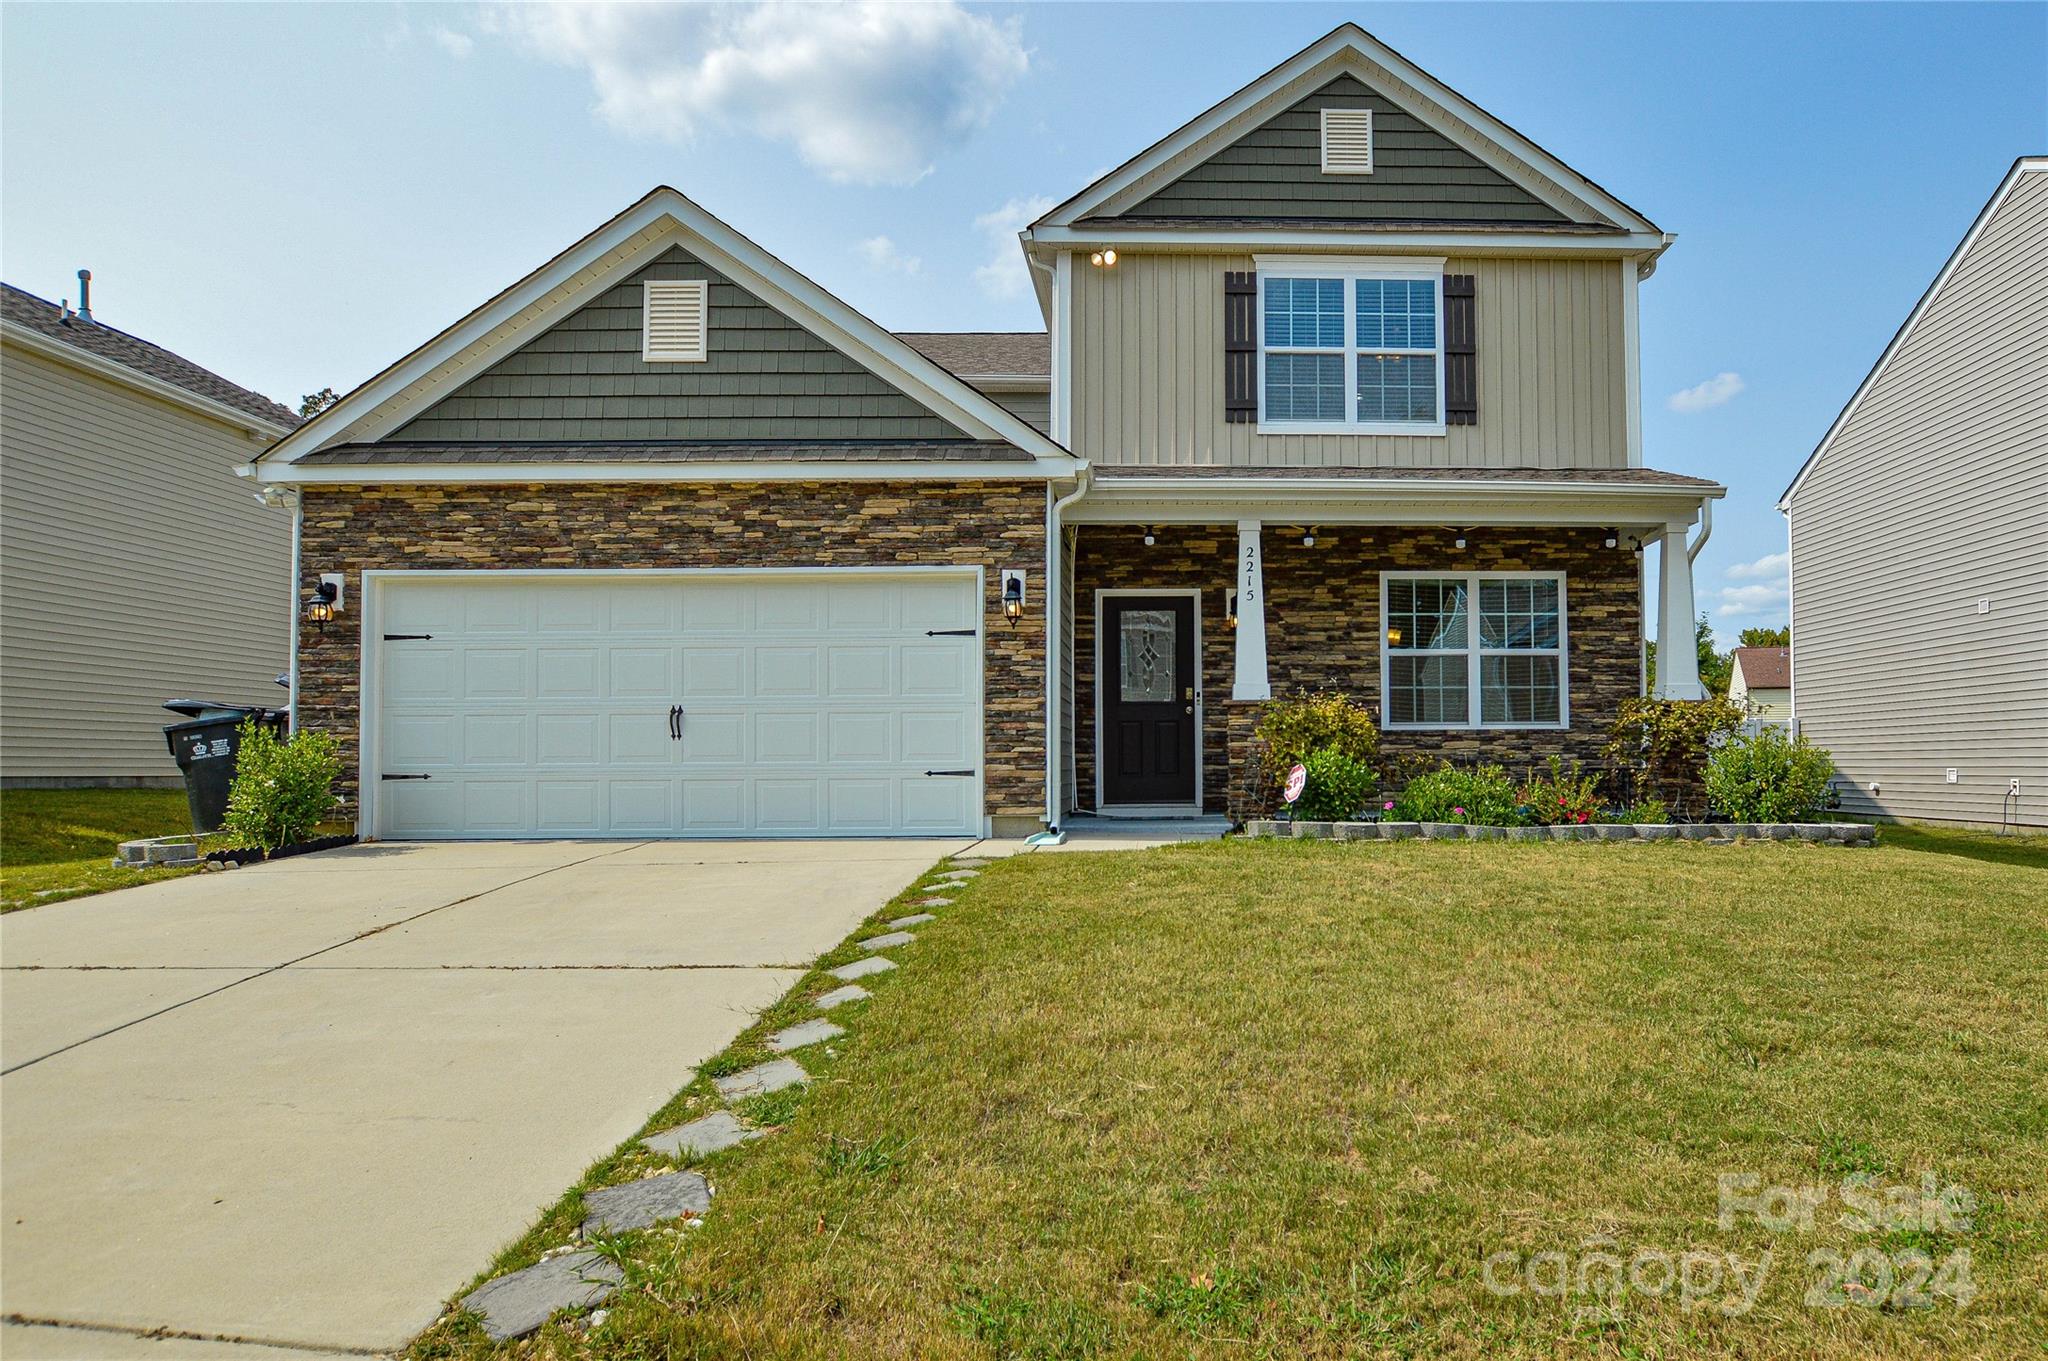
[303,575,343,629]
[1000,569,1027,623]
[1225,588,1239,630]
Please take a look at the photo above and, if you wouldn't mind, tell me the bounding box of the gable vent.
[642,279,708,363]
[1320,107,1374,176]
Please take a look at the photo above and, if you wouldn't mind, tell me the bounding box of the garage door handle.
[668,705,682,740]
[381,773,431,781]
[382,634,433,641]
[924,769,975,777]
[925,628,978,637]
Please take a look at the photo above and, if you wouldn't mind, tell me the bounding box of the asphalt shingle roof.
[1732,646,1791,689]
[2,283,299,429]
[895,332,1049,379]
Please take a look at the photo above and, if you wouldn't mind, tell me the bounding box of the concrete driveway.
[1,837,976,1359]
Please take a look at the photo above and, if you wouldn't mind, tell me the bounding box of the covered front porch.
[1043,467,1723,826]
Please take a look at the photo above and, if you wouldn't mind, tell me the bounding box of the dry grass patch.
[413,831,2048,1360]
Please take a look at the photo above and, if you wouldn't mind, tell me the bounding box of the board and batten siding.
[1069,253,1626,468]
[1787,167,2048,828]
[0,344,289,783]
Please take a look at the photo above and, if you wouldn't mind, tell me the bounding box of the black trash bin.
[163,700,286,834]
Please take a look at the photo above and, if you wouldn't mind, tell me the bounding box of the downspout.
[286,489,303,733]
[1687,498,1713,565]
[1033,465,1092,844]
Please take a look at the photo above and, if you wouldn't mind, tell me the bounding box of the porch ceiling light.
[1142,525,1156,547]
[1302,526,1318,548]
[1604,529,1619,549]
[1453,529,1468,551]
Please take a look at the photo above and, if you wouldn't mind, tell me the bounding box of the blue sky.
[5,3,2043,632]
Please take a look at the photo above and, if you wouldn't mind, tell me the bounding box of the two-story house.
[245,25,1721,842]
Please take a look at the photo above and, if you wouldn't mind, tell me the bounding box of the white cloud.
[973,194,1054,300]
[857,235,921,276]
[1713,551,1790,620]
[433,27,476,59]
[1725,550,1788,581]
[484,1,1029,186]
[1667,370,1745,413]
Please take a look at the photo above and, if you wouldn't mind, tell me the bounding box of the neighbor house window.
[1381,572,1566,728]
[1257,259,1444,434]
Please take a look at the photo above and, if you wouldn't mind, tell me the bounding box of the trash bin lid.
[162,698,261,719]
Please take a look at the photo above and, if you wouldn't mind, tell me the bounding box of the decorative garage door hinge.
[380,773,432,781]
[925,628,977,637]
[382,633,433,641]
[923,769,976,777]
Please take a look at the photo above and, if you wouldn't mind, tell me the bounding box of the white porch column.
[1653,518,1705,699]
[1233,518,1271,701]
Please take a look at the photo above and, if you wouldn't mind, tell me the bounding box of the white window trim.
[1319,107,1374,175]
[1379,570,1569,731]
[1253,257,1447,436]
[641,278,708,363]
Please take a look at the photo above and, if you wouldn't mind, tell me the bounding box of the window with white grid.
[1382,572,1567,729]
[1257,260,1444,434]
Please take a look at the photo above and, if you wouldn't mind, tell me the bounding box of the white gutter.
[1039,466,1093,839]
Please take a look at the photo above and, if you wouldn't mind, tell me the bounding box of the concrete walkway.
[0,838,975,1359]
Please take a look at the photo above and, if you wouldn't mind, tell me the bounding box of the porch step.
[1058,815,1231,843]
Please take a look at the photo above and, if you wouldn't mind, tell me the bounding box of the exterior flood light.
[1089,249,1118,267]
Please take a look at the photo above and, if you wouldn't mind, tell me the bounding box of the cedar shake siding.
[393,245,970,444]
[1071,525,1641,815]
[294,482,1046,823]
[1121,76,1572,225]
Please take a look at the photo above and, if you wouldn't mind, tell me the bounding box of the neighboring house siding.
[394,245,969,443]
[0,344,289,783]
[1122,76,1569,224]
[1070,253,1626,468]
[1787,169,2048,828]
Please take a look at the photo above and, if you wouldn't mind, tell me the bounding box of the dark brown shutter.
[1224,271,1257,423]
[1443,273,1477,425]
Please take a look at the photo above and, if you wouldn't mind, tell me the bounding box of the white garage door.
[368,572,982,839]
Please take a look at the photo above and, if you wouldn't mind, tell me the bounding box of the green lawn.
[0,787,202,911]
[411,826,2048,1360]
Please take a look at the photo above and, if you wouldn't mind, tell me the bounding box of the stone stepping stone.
[713,1057,808,1100]
[641,1110,763,1160]
[936,868,980,880]
[768,1018,845,1052]
[859,930,915,950]
[580,1171,711,1236]
[829,956,895,982]
[462,1250,622,1341]
[887,912,936,929]
[949,857,992,867]
[815,983,870,1009]
[915,896,955,908]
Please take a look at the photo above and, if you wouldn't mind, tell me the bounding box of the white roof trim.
[1066,474,1717,529]
[1033,24,1655,235]
[258,186,1074,469]
[243,459,1072,486]
[1028,224,1664,258]
[1,320,293,439]
[1780,157,2047,510]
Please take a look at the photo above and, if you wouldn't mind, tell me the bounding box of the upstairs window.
[642,279,708,362]
[1256,260,1444,434]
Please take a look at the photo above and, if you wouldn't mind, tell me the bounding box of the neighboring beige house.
[1728,646,1791,720]
[244,24,1723,841]
[1,281,297,786]
[1781,157,2046,829]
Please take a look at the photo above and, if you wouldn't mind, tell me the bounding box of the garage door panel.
[606,647,674,699]
[681,648,745,698]
[462,714,527,767]
[536,648,601,699]
[536,780,602,834]
[375,574,980,838]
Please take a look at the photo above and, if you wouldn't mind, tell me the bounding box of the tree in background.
[298,387,340,418]
[1647,613,1734,695]
[1738,626,1790,648]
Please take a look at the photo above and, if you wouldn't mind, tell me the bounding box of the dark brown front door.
[1102,595,1197,805]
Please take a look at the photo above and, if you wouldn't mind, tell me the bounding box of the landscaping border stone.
[1243,819,1875,845]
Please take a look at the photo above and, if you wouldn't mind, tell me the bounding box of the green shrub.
[1293,747,1378,821]
[1616,796,1669,825]
[1604,696,1745,817]
[221,721,343,852]
[1518,756,1602,826]
[1255,693,1378,789]
[1703,727,1836,822]
[1391,763,1521,825]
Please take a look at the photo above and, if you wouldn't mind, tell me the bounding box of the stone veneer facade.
[1070,524,1642,819]
[295,481,1047,830]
